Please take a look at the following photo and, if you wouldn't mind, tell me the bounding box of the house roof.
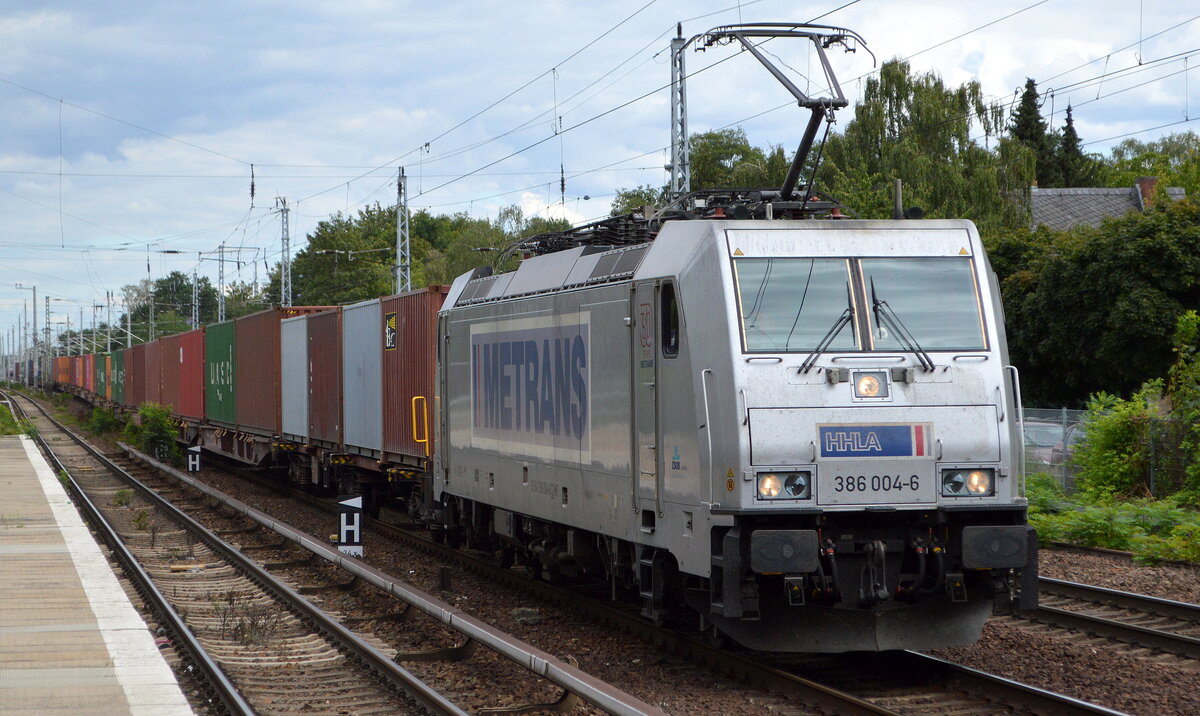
[1031,185,1187,231]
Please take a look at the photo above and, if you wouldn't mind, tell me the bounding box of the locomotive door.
[633,282,661,517]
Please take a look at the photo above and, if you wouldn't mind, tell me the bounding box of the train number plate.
[817,465,936,505]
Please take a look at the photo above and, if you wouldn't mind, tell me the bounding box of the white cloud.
[1,0,1198,334]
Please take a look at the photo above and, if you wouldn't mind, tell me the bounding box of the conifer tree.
[1009,78,1059,186]
[1056,104,1096,187]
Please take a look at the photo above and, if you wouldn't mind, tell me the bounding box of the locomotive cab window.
[661,282,680,358]
[734,258,858,352]
[733,256,987,353]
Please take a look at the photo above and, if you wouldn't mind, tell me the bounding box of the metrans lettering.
[470,318,589,452]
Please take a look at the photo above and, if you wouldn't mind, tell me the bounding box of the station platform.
[0,435,192,715]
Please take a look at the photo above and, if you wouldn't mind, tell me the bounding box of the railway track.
[125,432,1126,715]
[7,391,470,715]
[15,391,668,715]
[1026,576,1200,660]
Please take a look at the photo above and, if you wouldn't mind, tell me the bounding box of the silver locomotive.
[434,215,1035,651]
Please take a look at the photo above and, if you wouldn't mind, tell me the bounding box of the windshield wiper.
[870,278,935,372]
[800,283,854,373]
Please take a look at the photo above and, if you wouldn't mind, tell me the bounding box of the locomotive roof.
[451,243,650,307]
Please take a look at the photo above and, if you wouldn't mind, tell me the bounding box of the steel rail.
[1041,576,1200,623]
[1031,577,1200,659]
[209,449,1127,715]
[204,454,899,715]
[122,444,670,716]
[2,391,253,715]
[14,393,465,716]
[899,652,1128,716]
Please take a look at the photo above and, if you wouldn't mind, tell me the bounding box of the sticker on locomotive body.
[818,423,931,458]
[469,314,590,459]
[817,423,936,505]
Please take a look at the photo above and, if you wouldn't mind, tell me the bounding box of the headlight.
[758,473,782,498]
[941,468,994,496]
[853,370,889,399]
[757,471,812,500]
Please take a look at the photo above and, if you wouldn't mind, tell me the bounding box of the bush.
[123,403,181,466]
[1029,486,1200,563]
[1073,386,1162,500]
[87,407,124,436]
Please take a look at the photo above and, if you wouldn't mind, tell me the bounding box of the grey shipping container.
[342,299,382,454]
[280,314,309,442]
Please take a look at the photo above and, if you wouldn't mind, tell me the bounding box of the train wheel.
[493,546,515,569]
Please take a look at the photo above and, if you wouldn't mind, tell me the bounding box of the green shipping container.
[205,321,237,425]
[111,350,125,405]
[95,353,109,398]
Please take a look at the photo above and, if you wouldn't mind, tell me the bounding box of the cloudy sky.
[2,0,1197,349]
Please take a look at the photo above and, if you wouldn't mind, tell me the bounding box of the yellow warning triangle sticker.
[733,248,744,256]
[726,468,735,478]
[959,247,969,255]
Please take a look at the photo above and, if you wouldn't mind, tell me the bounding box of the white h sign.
[187,446,201,472]
[337,495,364,557]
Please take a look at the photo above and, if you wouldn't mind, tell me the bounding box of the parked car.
[1023,419,1086,489]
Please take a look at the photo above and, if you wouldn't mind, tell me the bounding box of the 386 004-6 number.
[832,474,920,493]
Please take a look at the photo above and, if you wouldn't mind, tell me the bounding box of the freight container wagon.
[111,350,125,405]
[342,299,383,456]
[307,308,343,449]
[126,343,146,408]
[144,341,162,405]
[83,354,94,394]
[382,287,448,468]
[280,315,309,444]
[205,320,236,426]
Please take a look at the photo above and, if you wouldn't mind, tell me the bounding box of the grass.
[0,401,20,435]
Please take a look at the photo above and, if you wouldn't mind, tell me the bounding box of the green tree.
[223,281,270,319]
[1098,131,1200,199]
[689,128,780,189]
[996,198,1200,406]
[610,184,667,216]
[267,203,432,306]
[421,205,569,284]
[817,59,1034,232]
[1009,78,1060,187]
[1055,104,1098,187]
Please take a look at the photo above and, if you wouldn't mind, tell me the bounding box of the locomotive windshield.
[735,258,859,352]
[860,257,987,351]
[734,256,987,353]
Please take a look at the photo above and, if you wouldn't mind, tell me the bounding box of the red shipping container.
[234,307,334,436]
[104,355,112,400]
[158,330,204,419]
[178,328,204,419]
[307,308,343,446]
[160,334,182,416]
[126,343,146,407]
[235,309,282,436]
[83,354,94,393]
[382,287,448,460]
[144,340,162,404]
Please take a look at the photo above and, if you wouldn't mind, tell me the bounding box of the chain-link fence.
[1022,407,1191,496]
[1022,408,1087,491]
